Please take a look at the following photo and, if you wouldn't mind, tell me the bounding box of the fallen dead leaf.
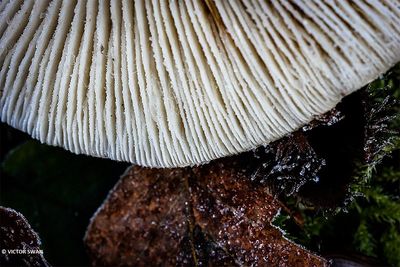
[84,156,328,266]
[0,206,50,267]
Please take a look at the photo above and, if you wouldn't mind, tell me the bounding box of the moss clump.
[273,64,400,266]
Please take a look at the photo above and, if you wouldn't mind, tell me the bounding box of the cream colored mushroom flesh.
[1,0,399,167]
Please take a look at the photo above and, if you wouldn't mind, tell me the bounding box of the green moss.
[353,221,376,257]
[275,64,400,266]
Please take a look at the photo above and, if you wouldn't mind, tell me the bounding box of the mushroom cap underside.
[1,0,399,167]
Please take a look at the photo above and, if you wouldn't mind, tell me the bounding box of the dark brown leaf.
[302,108,344,132]
[251,132,326,196]
[84,157,328,266]
[0,206,50,267]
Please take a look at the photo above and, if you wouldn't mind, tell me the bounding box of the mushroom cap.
[1,1,399,167]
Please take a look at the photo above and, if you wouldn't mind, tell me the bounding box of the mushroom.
[1,1,399,168]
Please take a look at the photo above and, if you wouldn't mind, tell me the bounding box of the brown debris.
[84,157,328,266]
[0,206,50,267]
[251,132,326,196]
